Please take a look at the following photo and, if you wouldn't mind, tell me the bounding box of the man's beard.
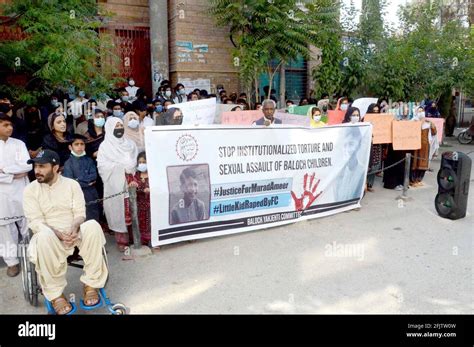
[36,170,54,183]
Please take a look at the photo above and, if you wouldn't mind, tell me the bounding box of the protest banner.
[364,113,394,144]
[221,110,263,125]
[145,123,372,246]
[275,112,309,126]
[169,98,216,125]
[288,105,316,115]
[392,120,422,150]
[214,104,237,124]
[327,110,345,125]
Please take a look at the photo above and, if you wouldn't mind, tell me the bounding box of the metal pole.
[128,186,142,249]
[402,153,411,198]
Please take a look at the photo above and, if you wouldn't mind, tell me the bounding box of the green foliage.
[0,0,122,103]
[312,0,473,102]
[209,0,339,100]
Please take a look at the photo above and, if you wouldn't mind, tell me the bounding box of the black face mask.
[114,128,124,138]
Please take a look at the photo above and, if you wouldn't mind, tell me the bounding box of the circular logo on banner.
[176,134,198,161]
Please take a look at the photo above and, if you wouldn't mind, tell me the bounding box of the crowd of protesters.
[1,77,442,279]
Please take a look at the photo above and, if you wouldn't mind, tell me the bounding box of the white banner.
[145,124,372,246]
[168,98,217,125]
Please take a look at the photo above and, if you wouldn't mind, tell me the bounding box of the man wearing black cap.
[0,113,31,277]
[23,149,108,314]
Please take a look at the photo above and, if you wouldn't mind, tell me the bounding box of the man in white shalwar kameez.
[0,114,31,277]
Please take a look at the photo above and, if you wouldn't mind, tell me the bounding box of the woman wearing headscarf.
[123,111,145,152]
[425,101,441,118]
[335,97,350,112]
[410,107,437,186]
[97,117,138,251]
[84,109,106,160]
[162,108,183,125]
[307,106,327,128]
[41,112,74,168]
[365,104,382,192]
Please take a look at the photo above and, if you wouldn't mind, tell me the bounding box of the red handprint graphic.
[291,173,323,211]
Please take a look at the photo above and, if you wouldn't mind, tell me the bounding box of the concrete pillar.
[149,0,169,95]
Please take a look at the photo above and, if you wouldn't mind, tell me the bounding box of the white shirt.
[0,137,32,225]
[125,85,139,98]
[142,116,154,128]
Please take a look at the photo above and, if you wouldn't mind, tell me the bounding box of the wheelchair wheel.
[19,233,39,307]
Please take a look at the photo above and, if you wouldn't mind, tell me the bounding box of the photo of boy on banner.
[167,164,211,225]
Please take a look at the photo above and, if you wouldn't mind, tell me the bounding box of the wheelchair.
[18,229,128,315]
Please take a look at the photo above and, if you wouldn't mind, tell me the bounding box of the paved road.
[1,138,472,314]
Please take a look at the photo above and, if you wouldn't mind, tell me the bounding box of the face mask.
[350,115,360,123]
[165,91,172,98]
[155,105,163,113]
[113,128,124,138]
[78,91,86,98]
[71,150,86,158]
[178,89,186,96]
[313,115,321,122]
[51,99,60,107]
[417,112,425,119]
[341,104,348,111]
[128,119,139,129]
[113,110,124,118]
[137,163,147,172]
[129,80,135,86]
[121,96,129,102]
[94,118,105,127]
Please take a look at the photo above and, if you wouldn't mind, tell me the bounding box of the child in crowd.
[63,134,100,222]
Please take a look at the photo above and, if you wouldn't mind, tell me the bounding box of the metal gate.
[104,26,152,97]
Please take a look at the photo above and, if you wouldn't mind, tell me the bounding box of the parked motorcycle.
[457,119,474,144]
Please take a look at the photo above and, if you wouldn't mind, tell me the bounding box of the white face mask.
[350,115,360,123]
[137,163,147,172]
[71,150,86,158]
[165,91,172,97]
[128,119,139,129]
[341,104,348,111]
[313,115,321,122]
[129,80,135,86]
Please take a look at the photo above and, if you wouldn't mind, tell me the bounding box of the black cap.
[27,149,60,165]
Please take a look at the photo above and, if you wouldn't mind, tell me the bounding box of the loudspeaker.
[435,151,471,220]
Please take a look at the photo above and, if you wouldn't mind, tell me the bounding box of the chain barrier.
[0,187,149,221]
[0,154,442,221]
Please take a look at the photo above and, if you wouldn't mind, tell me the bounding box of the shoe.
[7,264,20,277]
[367,187,375,192]
[394,185,404,191]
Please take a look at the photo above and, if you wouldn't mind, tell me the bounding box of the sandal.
[51,294,73,315]
[83,285,100,307]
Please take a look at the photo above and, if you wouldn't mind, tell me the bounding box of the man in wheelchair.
[23,150,108,315]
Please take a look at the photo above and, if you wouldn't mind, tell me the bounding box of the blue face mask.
[113,110,124,118]
[137,163,147,172]
[155,105,163,113]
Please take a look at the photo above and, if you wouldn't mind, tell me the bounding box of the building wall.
[98,0,149,26]
[168,0,239,94]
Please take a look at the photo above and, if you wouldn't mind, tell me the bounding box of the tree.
[0,0,121,104]
[209,0,338,103]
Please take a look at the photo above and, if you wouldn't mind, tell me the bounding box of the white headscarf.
[123,111,145,151]
[98,117,138,172]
